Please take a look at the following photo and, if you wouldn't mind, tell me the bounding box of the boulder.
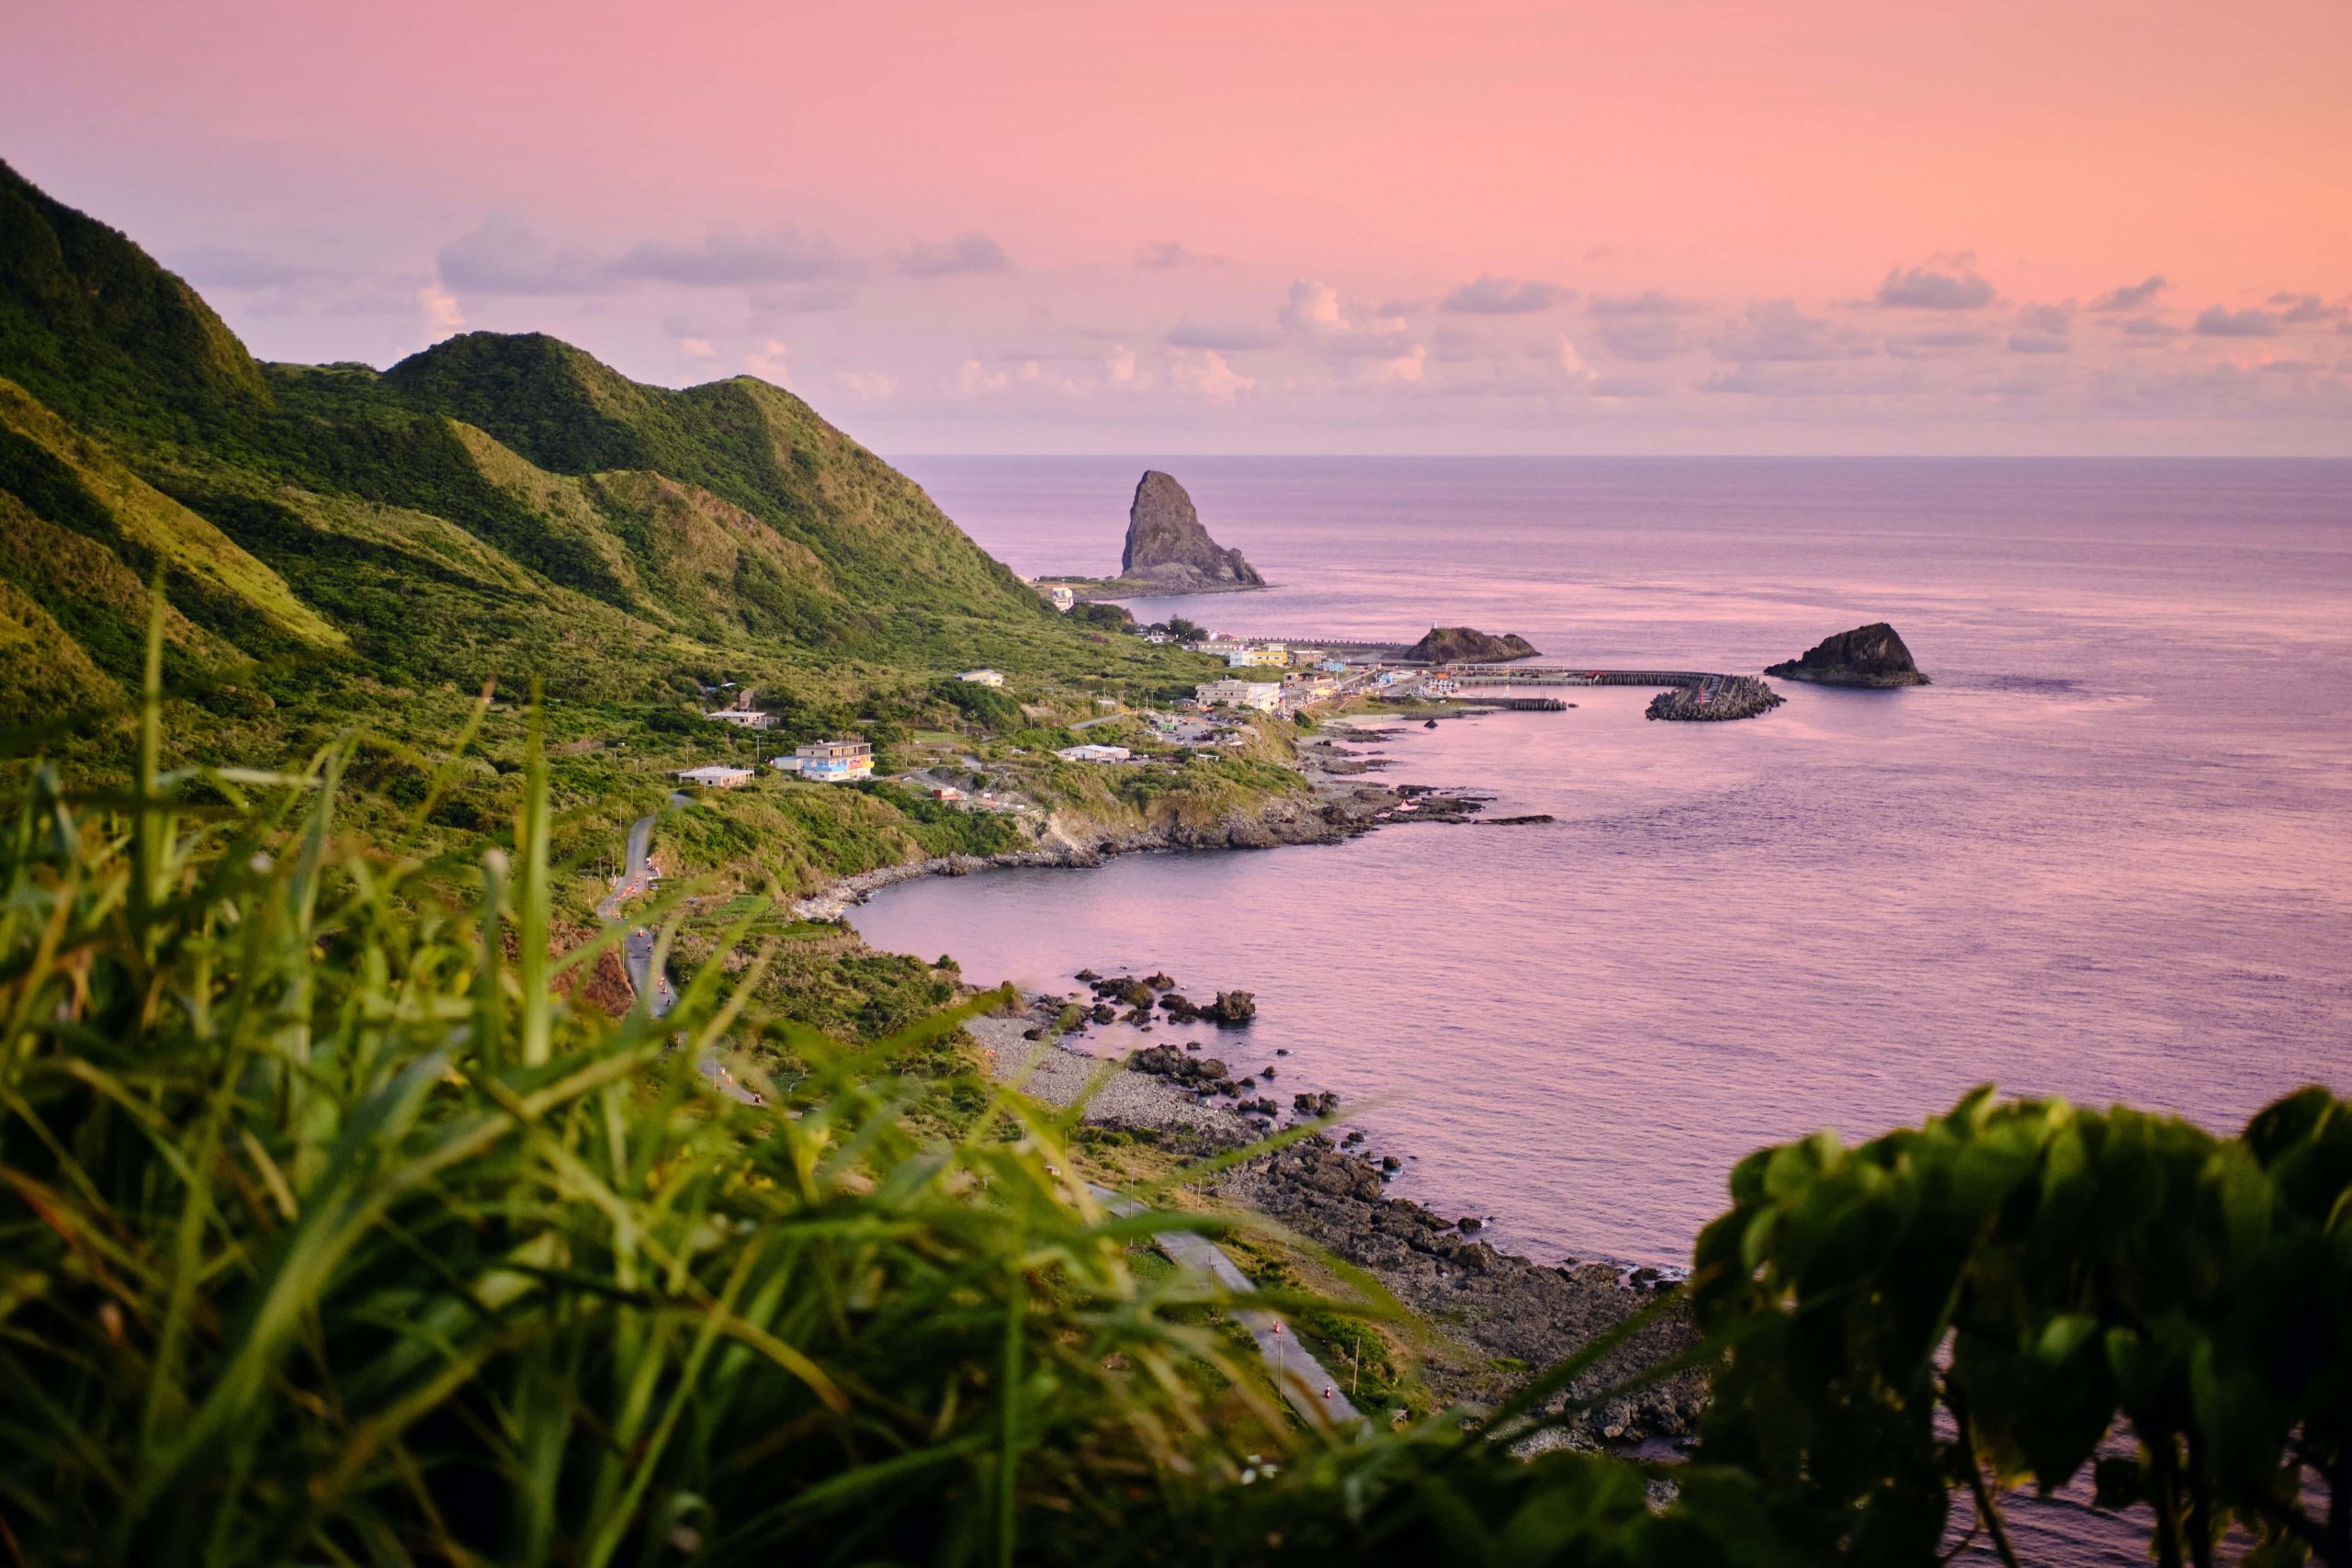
[1122,470,1263,589]
[1203,989,1257,1026]
[1764,622,1929,687]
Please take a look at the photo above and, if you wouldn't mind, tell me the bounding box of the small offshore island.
[1038,469,1267,599]
[1764,621,1931,686]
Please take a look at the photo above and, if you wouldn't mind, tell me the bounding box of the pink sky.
[10,0,2351,453]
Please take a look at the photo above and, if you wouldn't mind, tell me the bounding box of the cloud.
[1887,327,1996,358]
[437,213,610,294]
[1277,279,1414,356]
[1362,344,1429,384]
[1136,240,1216,269]
[439,214,851,294]
[1164,319,1279,352]
[1439,275,1570,315]
[956,358,1010,394]
[1589,289,1702,318]
[418,283,465,345]
[173,244,322,289]
[2089,275,2166,312]
[1595,317,1686,361]
[749,283,857,314]
[1170,349,1254,401]
[1556,335,1593,380]
[899,233,1012,278]
[2116,315,2182,343]
[1875,263,1997,310]
[677,336,718,363]
[745,338,790,387]
[836,370,895,402]
[2195,305,2279,337]
[1278,279,1348,333]
[1589,374,1664,397]
[1106,344,1144,389]
[2007,302,2074,355]
[2269,291,2346,325]
[1698,362,1908,397]
[617,226,850,286]
[1708,300,1876,361]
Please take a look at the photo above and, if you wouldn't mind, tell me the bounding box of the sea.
[852,457,2351,1561]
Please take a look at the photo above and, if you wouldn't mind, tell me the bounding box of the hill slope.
[0,159,1160,737]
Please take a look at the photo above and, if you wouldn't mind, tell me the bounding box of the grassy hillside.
[0,158,1242,930]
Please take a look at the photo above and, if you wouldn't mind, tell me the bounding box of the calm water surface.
[854,458,2352,1275]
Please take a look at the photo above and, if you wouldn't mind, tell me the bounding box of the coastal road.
[600,805,759,1104]
[1091,1185,1366,1431]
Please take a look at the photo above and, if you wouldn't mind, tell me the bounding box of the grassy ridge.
[0,159,1255,942]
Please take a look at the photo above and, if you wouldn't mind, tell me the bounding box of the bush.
[0,639,1303,1564]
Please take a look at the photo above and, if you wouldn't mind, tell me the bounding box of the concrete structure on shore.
[673,765,754,788]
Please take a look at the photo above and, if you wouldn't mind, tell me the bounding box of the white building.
[707,707,773,729]
[1195,680,1283,712]
[1048,586,1075,612]
[957,669,1007,687]
[1056,743,1132,763]
[674,765,754,788]
[1227,645,1289,668]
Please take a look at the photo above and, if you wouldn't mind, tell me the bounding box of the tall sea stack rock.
[1764,623,1929,687]
[1121,471,1263,590]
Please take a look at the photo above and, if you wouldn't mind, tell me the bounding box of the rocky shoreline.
[967,1011,1704,1444]
[793,724,1492,921]
[814,713,1701,1441]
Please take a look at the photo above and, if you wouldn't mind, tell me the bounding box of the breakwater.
[1644,674,1784,721]
[1449,665,1784,722]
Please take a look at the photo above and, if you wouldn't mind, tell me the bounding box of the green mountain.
[0,158,1132,731]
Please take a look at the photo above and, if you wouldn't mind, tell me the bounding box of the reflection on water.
[864,457,2351,1268]
[851,457,2351,1567]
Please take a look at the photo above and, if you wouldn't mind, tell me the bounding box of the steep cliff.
[1120,470,1263,590]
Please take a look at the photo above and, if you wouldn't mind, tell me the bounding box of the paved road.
[1091,1185,1366,1431]
[599,806,759,1104]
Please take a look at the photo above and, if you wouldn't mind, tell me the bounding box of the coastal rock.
[1763,622,1929,687]
[1203,989,1257,1026]
[1292,1090,1341,1118]
[1405,626,1539,664]
[1121,470,1263,590]
[1128,1043,1228,1087]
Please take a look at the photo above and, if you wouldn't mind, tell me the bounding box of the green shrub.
[0,637,1302,1565]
